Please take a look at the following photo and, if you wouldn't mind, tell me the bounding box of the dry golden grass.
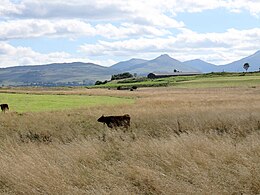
[0,86,259,194]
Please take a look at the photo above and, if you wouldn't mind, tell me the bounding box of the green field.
[173,75,260,88]
[0,93,134,112]
[93,72,260,89]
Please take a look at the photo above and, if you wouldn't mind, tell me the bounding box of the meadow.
[0,93,134,112]
[93,72,260,89]
[0,82,259,194]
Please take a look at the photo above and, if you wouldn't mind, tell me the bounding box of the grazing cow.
[0,104,9,112]
[97,114,131,129]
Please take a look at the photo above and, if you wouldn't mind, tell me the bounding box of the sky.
[0,0,259,67]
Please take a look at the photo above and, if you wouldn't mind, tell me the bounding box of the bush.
[95,80,108,85]
[111,72,133,80]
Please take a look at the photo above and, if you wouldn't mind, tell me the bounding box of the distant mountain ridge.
[110,50,260,73]
[111,58,148,71]
[0,62,119,86]
[0,50,259,86]
[183,59,220,73]
[219,50,260,72]
[110,54,198,75]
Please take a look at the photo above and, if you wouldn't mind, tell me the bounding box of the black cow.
[0,104,9,112]
[97,114,131,129]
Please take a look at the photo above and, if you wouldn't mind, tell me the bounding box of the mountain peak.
[253,50,260,55]
[158,54,171,58]
[187,59,203,62]
[152,54,181,63]
[153,54,176,62]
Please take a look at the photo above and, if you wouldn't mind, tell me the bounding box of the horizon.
[0,0,260,68]
[0,50,259,69]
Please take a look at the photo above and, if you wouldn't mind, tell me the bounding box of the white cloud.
[2,0,259,19]
[159,0,260,16]
[0,0,259,67]
[1,0,184,28]
[1,1,258,41]
[80,28,260,64]
[224,0,260,17]
[95,23,170,39]
[0,42,116,67]
[0,19,95,40]
[0,0,22,16]
[0,19,170,40]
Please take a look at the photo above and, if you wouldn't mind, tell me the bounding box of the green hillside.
[0,62,118,86]
[92,72,260,89]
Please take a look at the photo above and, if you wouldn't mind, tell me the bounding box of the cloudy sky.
[0,0,259,67]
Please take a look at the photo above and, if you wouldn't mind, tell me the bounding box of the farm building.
[147,72,202,79]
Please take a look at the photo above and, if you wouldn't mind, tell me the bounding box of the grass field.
[0,85,259,194]
[93,72,260,89]
[173,75,260,88]
[0,93,134,112]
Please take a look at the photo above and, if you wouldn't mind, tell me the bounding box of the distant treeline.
[9,80,95,87]
[111,72,133,80]
[95,72,134,85]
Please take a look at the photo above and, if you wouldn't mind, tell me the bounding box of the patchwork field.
[0,85,259,194]
[94,72,260,89]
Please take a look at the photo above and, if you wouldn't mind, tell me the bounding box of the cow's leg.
[98,123,107,142]
[102,132,106,142]
[131,132,136,140]
[107,122,113,128]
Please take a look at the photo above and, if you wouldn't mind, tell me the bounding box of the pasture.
[0,93,134,112]
[0,85,259,194]
[93,72,260,89]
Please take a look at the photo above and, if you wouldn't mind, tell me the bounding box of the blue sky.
[0,0,259,67]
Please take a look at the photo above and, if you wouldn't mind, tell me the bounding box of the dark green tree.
[95,80,103,85]
[243,63,250,72]
[111,72,133,80]
[95,80,108,85]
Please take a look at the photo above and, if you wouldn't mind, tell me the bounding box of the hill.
[0,62,118,86]
[220,50,260,72]
[93,72,260,89]
[183,59,220,73]
[110,50,260,74]
[0,50,259,86]
[111,58,148,71]
[110,54,198,74]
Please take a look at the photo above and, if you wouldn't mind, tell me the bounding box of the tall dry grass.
[0,86,259,194]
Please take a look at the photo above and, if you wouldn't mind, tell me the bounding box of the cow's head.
[97,115,105,123]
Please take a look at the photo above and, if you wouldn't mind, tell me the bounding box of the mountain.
[220,50,260,72]
[183,59,220,73]
[0,62,118,86]
[0,50,259,86]
[112,54,199,74]
[111,58,148,71]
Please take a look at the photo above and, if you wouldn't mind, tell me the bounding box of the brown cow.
[97,114,131,129]
[0,104,9,112]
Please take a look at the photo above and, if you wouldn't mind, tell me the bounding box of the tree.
[111,72,133,80]
[95,80,108,85]
[243,63,250,72]
[95,80,103,85]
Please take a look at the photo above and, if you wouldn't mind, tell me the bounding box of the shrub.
[111,72,133,80]
[95,80,108,85]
